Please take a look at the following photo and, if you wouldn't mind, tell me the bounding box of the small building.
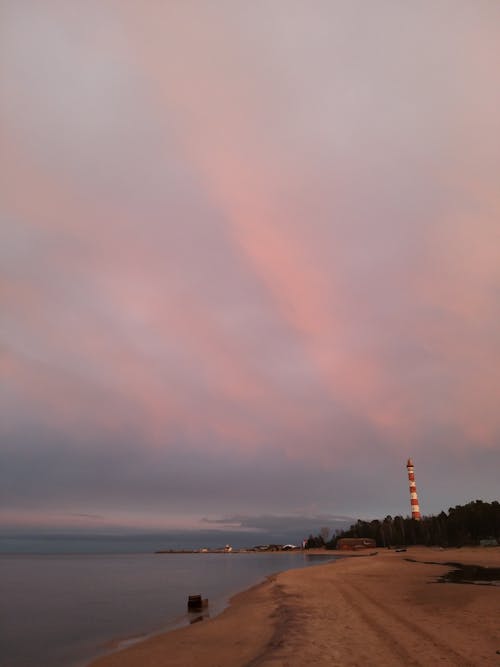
[337,537,376,550]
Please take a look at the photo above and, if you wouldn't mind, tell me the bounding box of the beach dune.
[91,547,500,666]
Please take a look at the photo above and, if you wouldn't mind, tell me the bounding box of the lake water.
[0,552,336,667]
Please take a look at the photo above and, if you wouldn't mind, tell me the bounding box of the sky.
[1,1,500,542]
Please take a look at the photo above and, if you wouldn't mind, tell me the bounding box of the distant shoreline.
[154,548,304,554]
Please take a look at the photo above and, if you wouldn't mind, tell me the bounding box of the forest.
[305,500,500,549]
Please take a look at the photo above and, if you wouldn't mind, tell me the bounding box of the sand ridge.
[90,547,500,667]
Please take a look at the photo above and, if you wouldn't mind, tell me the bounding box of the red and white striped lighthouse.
[406,458,421,520]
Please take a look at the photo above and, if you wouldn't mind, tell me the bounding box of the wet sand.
[90,546,500,666]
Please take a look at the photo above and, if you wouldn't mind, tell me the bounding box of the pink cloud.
[2,2,500,526]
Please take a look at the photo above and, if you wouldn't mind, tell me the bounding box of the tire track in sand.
[335,579,476,666]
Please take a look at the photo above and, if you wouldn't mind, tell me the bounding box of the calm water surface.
[0,552,336,667]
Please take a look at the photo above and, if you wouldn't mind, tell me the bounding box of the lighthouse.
[406,458,421,520]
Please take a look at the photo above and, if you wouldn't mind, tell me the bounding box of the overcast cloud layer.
[1,1,499,535]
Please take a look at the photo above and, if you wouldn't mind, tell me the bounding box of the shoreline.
[87,549,337,665]
[89,546,500,667]
[89,569,282,667]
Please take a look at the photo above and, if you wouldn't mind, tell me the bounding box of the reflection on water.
[189,610,210,624]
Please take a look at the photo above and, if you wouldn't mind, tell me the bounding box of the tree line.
[304,500,500,549]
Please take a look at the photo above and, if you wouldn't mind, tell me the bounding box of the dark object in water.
[188,595,202,610]
[395,548,407,552]
[188,595,209,610]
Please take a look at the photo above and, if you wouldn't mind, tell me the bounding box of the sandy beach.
[90,547,500,667]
